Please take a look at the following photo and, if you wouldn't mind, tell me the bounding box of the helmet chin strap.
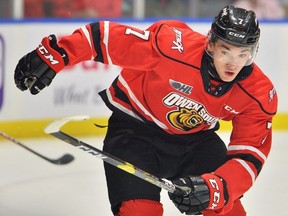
[206,53,223,82]
[205,43,226,82]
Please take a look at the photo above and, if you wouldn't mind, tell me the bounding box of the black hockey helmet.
[210,5,260,46]
[206,5,260,66]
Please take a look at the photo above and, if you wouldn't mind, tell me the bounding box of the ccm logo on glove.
[202,173,228,210]
[38,43,60,65]
[208,178,221,209]
[36,35,67,73]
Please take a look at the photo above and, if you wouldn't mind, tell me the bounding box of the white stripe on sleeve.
[81,26,94,60]
[235,159,256,183]
[103,21,113,65]
[228,145,267,161]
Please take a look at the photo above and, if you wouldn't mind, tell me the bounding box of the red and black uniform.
[57,20,278,215]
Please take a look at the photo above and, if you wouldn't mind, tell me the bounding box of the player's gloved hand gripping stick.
[168,175,228,214]
[45,115,228,215]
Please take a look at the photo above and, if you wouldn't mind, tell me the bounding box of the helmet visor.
[205,31,258,66]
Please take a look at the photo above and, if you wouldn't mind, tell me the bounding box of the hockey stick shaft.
[45,116,188,195]
[0,131,74,165]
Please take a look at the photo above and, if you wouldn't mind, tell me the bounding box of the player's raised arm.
[14,21,162,95]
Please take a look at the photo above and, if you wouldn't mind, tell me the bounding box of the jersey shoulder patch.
[153,22,206,67]
[238,65,278,115]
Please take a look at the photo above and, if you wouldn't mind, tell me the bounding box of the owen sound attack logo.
[163,92,220,131]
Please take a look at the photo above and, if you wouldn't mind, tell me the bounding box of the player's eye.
[239,54,247,58]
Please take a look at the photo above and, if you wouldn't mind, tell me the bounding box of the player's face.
[208,40,252,82]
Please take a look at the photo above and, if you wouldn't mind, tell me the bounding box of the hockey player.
[14,5,277,216]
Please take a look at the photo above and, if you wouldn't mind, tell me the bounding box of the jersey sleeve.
[56,21,165,69]
[57,20,193,70]
[214,80,278,214]
[94,21,160,69]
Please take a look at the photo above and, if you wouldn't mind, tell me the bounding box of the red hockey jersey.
[57,20,278,213]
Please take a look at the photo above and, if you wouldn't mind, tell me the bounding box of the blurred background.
[0,0,287,137]
[1,0,288,19]
[0,1,287,215]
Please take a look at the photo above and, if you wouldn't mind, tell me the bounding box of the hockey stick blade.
[0,131,74,165]
[44,115,90,134]
[44,116,189,195]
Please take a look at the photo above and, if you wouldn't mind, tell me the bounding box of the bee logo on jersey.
[168,107,203,131]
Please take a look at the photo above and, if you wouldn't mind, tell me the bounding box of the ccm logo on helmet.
[208,178,221,209]
[228,31,245,38]
[38,43,60,65]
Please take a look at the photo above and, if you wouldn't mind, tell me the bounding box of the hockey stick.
[44,115,189,195]
[0,131,74,165]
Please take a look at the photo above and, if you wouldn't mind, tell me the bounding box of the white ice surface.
[0,132,287,216]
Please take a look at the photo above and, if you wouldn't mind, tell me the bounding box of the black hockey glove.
[14,34,68,95]
[168,174,228,215]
